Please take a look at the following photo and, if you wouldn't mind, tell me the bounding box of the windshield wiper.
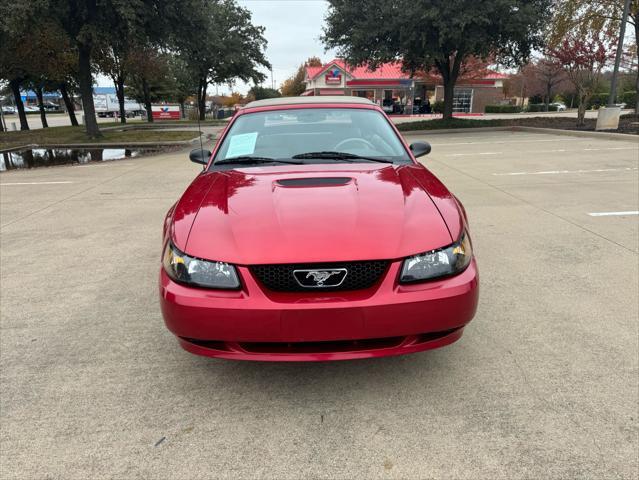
[291,151,394,164]
[214,156,304,166]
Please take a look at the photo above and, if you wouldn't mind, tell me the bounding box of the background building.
[303,59,508,114]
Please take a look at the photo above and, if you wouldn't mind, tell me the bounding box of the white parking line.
[431,138,585,146]
[588,211,639,217]
[493,167,638,176]
[0,181,74,186]
[447,146,638,157]
[584,147,638,151]
[449,152,502,157]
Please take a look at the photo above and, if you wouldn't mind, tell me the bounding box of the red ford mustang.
[159,97,478,361]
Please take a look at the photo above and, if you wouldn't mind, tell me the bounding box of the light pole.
[608,0,631,106]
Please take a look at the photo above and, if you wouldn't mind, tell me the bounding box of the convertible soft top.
[243,96,374,109]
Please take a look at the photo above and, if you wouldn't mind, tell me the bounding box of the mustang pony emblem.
[306,270,342,286]
[292,268,348,288]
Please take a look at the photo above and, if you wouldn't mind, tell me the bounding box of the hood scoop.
[275,177,353,188]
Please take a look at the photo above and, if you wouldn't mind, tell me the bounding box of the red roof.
[484,72,509,80]
[306,59,508,82]
[307,59,408,80]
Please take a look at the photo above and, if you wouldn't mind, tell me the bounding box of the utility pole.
[271,67,275,90]
[608,0,631,106]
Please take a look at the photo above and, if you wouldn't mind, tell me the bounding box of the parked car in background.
[550,102,567,111]
[159,96,479,361]
[42,102,62,112]
[1,106,16,114]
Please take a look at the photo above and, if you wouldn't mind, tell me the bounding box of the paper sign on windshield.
[226,132,258,158]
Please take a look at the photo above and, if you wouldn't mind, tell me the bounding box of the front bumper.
[159,259,478,361]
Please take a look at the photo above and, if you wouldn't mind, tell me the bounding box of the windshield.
[211,107,411,167]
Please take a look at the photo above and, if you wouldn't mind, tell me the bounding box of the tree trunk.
[115,76,126,124]
[23,149,34,168]
[60,83,78,126]
[142,77,153,123]
[545,83,551,112]
[635,19,639,116]
[9,79,29,130]
[78,43,101,138]
[35,85,49,128]
[442,80,455,119]
[90,149,103,162]
[437,55,462,120]
[198,78,208,121]
[180,101,185,119]
[576,93,588,127]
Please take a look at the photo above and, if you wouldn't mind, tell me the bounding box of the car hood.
[173,164,455,265]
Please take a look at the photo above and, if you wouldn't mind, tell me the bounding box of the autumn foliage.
[548,33,616,125]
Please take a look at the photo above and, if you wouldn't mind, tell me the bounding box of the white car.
[550,102,567,111]
[1,106,16,114]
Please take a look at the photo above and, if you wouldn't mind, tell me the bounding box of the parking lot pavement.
[1,130,637,479]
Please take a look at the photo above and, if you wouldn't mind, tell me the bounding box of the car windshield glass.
[211,108,410,167]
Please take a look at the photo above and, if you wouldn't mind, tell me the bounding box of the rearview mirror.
[189,148,211,165]
[409,141,431,158]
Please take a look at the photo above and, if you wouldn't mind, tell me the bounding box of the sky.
[228,0,337,94]
[97,0,337,94]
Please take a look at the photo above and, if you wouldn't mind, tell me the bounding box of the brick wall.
[434,85,505,113]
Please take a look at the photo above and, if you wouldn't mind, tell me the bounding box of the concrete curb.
[399,126,516,135]
[399,125,639,141]
[510,126,639,142]
[100,123,225,131]
[0,137,206,153]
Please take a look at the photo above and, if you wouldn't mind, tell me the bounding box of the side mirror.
[189,148,211,165]
[409,141,431,158]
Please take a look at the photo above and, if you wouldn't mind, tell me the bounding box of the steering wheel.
[334,137,376,151]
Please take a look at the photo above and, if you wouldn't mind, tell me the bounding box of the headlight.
[163,242,240,289]
[400,232,472,283]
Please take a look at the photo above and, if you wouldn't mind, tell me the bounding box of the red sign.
[325,68,342,84]
[151,105,181,120]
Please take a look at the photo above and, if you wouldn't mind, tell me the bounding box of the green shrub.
[527,104,558,112]
[588,93,609,109]
[620,91,637,108]
[397,118,505,131]
[432,101,444,113]
[584,91,636,109]
[485,105,522,113]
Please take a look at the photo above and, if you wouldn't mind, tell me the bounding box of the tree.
[221,92,245,107]
[519,58,572,108]
[247,86,281,101]
[549,32,616,125]
[551,1,639,112]
[323,0,551,119]
[172,0,270,120]
[165,55,199,119]
[280,56,322,96]
[126,47,173,122]
[44,0,161,137]
[20,20,78,129]
[96,43,130,124]
[0,1,38,130]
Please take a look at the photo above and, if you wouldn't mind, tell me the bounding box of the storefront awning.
[318,89,345,95]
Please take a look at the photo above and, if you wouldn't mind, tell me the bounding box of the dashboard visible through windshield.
[210,107,411,168]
